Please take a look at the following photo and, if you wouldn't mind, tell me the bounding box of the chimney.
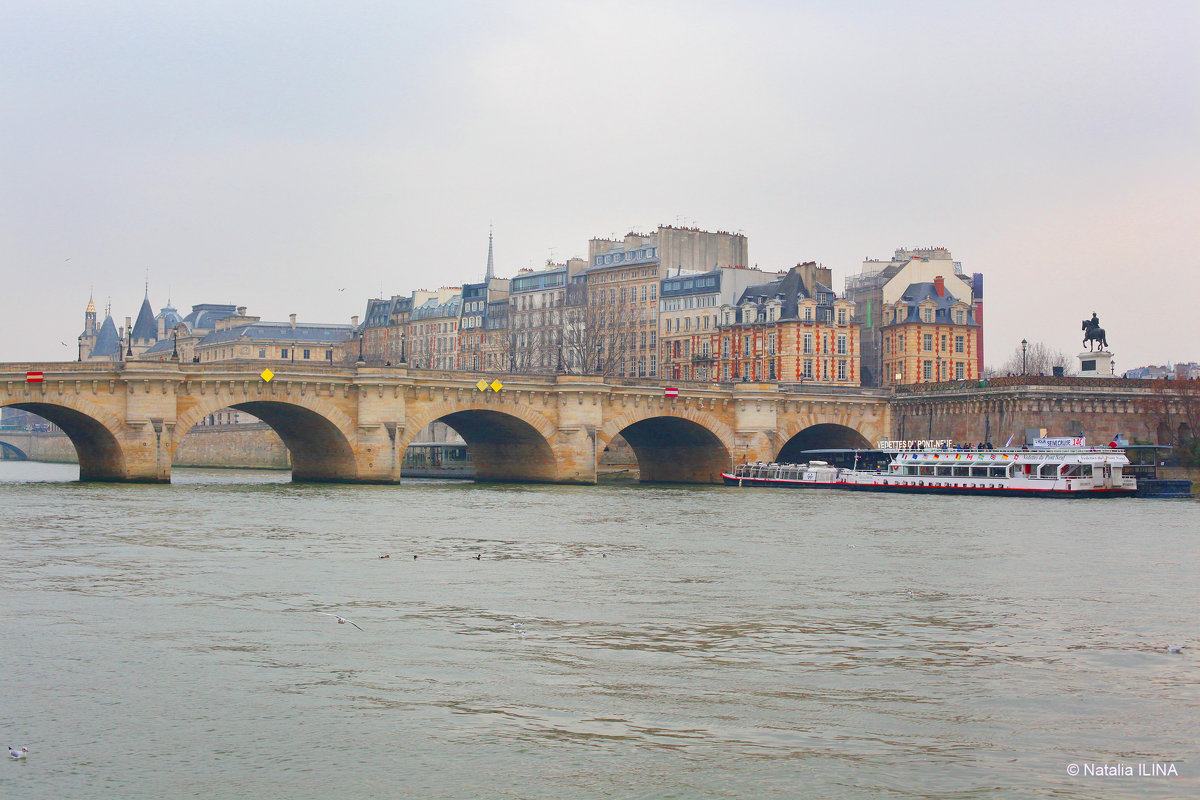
[351,315,359,327]
[236,306,247,316]
[934,276,945,297]
[289,313,297,329]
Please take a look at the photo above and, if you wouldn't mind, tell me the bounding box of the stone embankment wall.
[174,424,291,469]
[2,424,291,469]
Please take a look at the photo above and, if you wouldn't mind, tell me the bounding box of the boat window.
[970,466,988,477]
[988,466,1007,478]
[919,466,935,476]
[1061,464,1085,478]
[952,466,969,477]
[1038,464,1061,479]
[936,466,952,477]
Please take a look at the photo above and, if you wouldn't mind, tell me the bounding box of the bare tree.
[992,341,1076,377]
[561,286,636,377]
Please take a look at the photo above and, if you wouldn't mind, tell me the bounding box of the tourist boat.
[722,438,1138,497]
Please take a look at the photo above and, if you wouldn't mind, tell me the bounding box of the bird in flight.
[318,613,363,631]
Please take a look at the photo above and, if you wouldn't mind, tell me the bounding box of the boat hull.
[721,473,1137,497]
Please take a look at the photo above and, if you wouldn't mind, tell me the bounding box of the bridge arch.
[599,408,734,484]
[0,440,29,460]
[1,399,128,480]
[174,396,359,482]
[775,422,873,463]
[400,400,560,482]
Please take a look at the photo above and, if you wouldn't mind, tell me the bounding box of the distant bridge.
[0,362,891,483]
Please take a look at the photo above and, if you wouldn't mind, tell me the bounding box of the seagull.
[473,554,481,560]
[318,613,363,631]
[1167,645,1185,654]
[379,554,390,559]
[8,746,28,760]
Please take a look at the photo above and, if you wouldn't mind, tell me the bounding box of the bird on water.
[9,746,28,760]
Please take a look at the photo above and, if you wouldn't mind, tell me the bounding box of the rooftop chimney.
[236,306,247,316]
[934,276,945,297]
[289,313,297,329]
[351,315,359,327]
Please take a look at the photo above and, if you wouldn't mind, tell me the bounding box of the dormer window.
[922,308,932,323]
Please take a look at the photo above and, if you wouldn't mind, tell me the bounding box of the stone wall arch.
[2,398,129,480]
[399,399,560,483]
[599,407,734,484]
[173,393,360,482]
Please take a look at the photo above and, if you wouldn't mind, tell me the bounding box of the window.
[803,333,813,354]
[923,360,933,380]
[802,359,813,379]
[955,362,964,380]
[955,335,964,353]
[804,307,812,321]
[258,348,266,358]
[768,333,776,355]
[650,331,656,346]
[768,361,776,380]
[941,335,947,351]
[837,335,847,355]
[650,285,656,300]
[743,338,751,356]
[923,308,932,323]
[640,285,647,302]
[837,361,847,381]
[303,349,311,359]
[649,355,657,376]
[923,334,932,351]
[722,337,730,357]
[281,348,289,359]
[837,308,846,325]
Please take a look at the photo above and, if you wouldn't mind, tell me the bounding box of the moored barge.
[722,439,1138,497]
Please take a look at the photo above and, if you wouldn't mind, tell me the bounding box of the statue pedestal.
[1078,350,1114,378]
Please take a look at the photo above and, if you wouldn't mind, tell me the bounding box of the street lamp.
[1021,338,1028,375]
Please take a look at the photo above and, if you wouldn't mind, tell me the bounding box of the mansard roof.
[894,282,978,325]
[156,303,184,331]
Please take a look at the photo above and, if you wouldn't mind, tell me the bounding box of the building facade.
[703,263,859,384]
[844,247,983,386]
[878,277,979,386]
[659,266,772,381]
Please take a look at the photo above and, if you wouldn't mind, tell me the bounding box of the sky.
[2,0,1197,370]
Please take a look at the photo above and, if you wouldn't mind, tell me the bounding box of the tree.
[992,341,1076,377]
[1143,379,1200,467]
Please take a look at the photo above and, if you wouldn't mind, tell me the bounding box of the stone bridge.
[0,362,892,484]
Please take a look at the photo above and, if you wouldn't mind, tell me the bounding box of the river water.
[1,461,1197,799]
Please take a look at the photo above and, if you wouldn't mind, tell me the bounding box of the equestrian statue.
[1081,312,1108,351]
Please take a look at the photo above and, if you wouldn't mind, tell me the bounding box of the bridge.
[0,362,892,484]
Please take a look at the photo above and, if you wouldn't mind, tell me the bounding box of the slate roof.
[182,303,238,332]
[132,296,157,341]
[92,315,121,357]
[156,303,184,332]
[734,266,834,321]
[141,337,176,356]
[895,282,978,325]
[198,322,355,346]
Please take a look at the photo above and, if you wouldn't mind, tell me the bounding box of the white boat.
[722,438,1137,497]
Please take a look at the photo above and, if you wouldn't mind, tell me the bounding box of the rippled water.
[1,461,1197,799]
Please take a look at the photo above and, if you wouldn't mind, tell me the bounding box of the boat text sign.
[1032,437,1086,448]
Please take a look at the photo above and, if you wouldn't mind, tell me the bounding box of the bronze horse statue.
[1082,319,1108,351]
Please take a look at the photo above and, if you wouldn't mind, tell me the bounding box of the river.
[1,461,1197,799]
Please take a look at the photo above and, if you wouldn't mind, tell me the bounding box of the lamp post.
[1021,338,1028,375]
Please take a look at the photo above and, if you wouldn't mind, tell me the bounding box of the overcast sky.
[2,0,1196,370]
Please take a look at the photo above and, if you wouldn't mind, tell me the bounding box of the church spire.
[85,288,96,315]
[485,225,494,281]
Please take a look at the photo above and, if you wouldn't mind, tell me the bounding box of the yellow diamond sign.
[476,379,488,391]
[260,368,275,382]
[490,379,503,392]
